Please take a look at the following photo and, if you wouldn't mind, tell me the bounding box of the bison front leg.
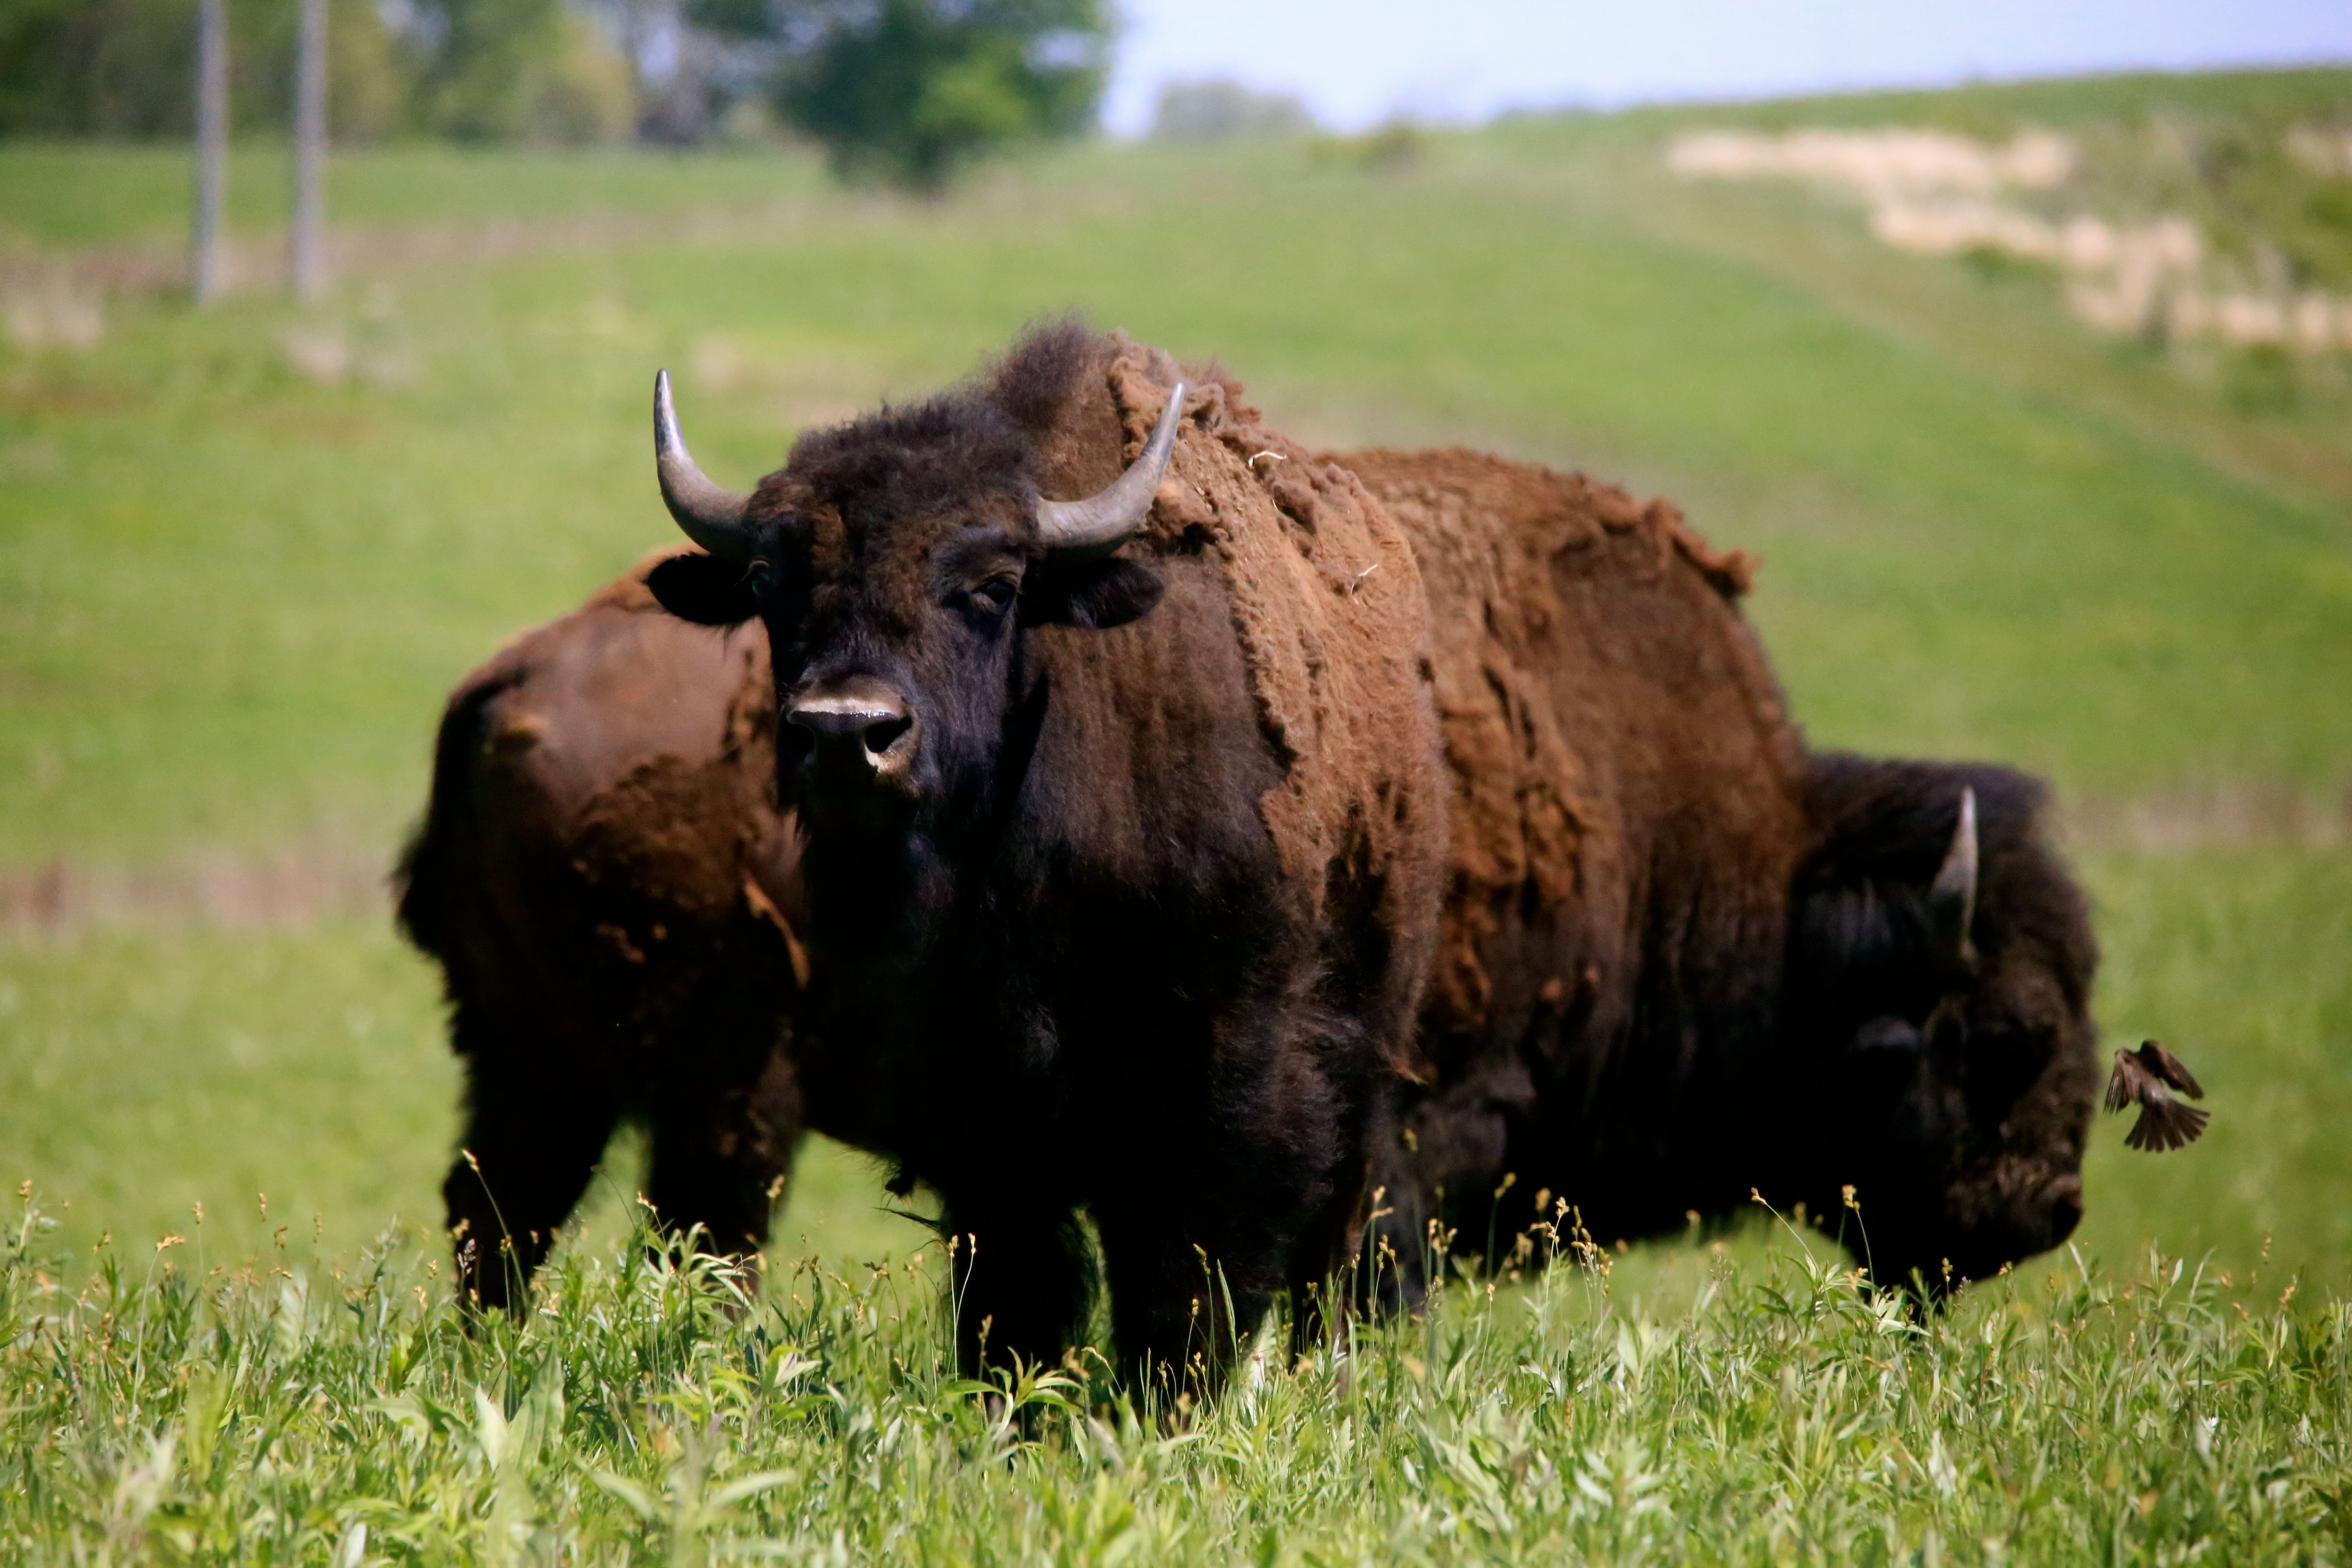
[1093,1136,1359,1393]
[938,1200,1097,1382]
[645,1047,803,1265]
[1096,1011,1378,1396]
[1360,1084,1516,1317]
[1091,1203,1280,1399]
[443,1066,617,1311]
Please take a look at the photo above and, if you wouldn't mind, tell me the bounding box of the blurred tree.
[324,0,407,138]
[230,0,404,138]
[0,0,625,144]
[404,0,633,143]
[0,0,405,141]
[693,0,1109,189]
[0,0,206,136]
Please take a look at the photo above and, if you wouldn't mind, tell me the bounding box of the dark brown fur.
[1348,448,2101,1299]
[394,552,815,1308]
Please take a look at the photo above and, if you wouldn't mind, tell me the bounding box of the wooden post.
[291,0,328,300]
[191,0,229,303]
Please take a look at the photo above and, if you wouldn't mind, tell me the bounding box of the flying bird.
[2104,1039,2209,1152]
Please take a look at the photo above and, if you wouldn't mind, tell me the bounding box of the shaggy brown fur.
[395,549,814,1309]
[1347,447,2101,1299]
[1363,449,1793,1057]
[1101,342,1449,1067]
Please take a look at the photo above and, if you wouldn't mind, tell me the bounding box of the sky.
[1099,0,2352,135]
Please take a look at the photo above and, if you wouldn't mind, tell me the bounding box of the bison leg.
[937,1200,1096,1382]
[443,1069,617,1312]
[1090,1204,1274,1398]
[1285,1177,1375,1363]
[1091,1012,1381,1394]
[1360,1084,1519,1317]
[644,1047,804,1263]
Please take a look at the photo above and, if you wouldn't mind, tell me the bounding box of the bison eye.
[965,576,1019,617]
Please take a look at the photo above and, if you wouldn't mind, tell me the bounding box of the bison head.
[641,331,1182,850]
[1786,757,2102,1295]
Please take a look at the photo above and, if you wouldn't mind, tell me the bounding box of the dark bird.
[2104,1040,2209,1152]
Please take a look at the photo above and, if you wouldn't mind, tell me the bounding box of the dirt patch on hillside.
[0,830,391,940]
[2061,784,2352,854]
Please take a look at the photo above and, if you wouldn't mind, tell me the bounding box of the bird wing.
[2137,1039,2205,1099]
[2109,1044,2214,1152]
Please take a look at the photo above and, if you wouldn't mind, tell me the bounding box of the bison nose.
[2045,1173,2084,1243]
[788,679,919,781]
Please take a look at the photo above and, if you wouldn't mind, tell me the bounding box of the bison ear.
[1020,557,1165,631]
[647,552,759,626]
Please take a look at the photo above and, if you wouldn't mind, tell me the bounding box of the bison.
[1352,448,2111,1301]
[393,557,816,1308]
[639,324,1452,1386]
[398,335,2187,1335]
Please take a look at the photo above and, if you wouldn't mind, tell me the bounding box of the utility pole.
[291,0,328,300]
[191,0,229,303]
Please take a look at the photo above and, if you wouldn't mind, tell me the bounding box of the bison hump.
[1104,343,1450,1047]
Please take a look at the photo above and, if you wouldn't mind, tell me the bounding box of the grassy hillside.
[1,67,2349,1559]
[5,88,2349,868]
[0,142,829,251]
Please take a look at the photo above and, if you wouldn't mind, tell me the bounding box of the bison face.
[763,514,1164,839]
[1831,947,2099,1294]
[642,369,1185,845]
[1792,768,2101,1295]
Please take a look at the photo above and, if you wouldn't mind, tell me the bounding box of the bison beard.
[645,324,1449,1387]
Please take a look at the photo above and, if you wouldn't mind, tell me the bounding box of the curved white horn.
[655,369,756,560]
[1928,786,1979,968]
[1034,381,1186,556]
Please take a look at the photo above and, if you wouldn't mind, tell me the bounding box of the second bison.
[1357,448,2101,1300]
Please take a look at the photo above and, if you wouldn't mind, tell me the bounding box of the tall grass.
[7,1186,2347,1564]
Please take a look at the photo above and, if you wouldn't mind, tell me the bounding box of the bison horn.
[1928,786,1979,969]
[654,369,756,561]
[1033,382,1187,556]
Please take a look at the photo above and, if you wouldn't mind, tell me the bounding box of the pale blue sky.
[1100,0,2352,134]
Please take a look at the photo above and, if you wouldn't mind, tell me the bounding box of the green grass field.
[3,68,2350,1559]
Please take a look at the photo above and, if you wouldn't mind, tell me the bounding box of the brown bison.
[393,559,815,1308]
[639,324,1451,1385]
[398,332,2190,1334]
[1353,448,2113,1300]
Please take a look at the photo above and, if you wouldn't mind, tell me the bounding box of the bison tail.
[392,671,514,962]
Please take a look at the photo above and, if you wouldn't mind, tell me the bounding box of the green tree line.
[0,0,626,142]
[0,0,1110,184]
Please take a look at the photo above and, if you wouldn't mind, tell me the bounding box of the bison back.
[395,551,805,1107]
[1346,447,1810,1235]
